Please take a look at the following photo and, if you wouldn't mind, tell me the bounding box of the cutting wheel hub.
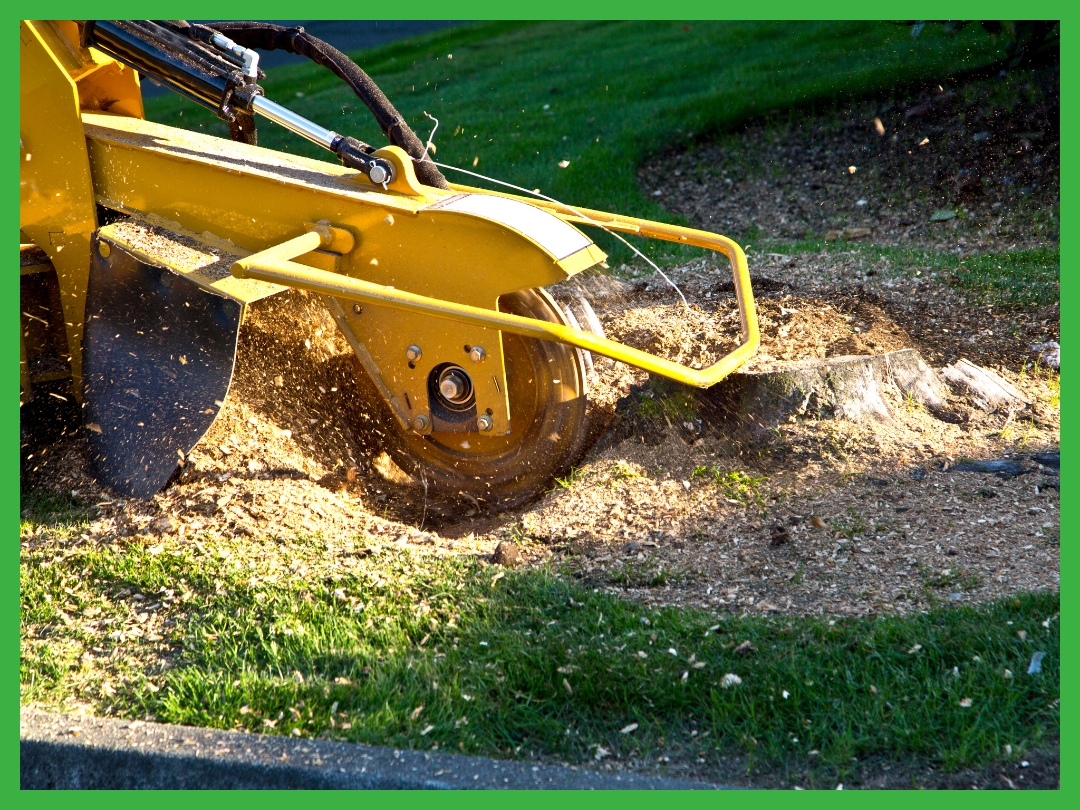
[435,364,474,409]
[342,288,591,511]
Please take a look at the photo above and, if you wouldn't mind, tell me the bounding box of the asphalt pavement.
[21,709,738,790]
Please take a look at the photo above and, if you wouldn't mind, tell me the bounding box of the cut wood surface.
[941,358,1031,411]
[700,348,948,438]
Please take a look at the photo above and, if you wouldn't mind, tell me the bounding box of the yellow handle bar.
[231,215,759,389]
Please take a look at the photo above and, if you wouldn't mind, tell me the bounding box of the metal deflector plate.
[83,232,241,498]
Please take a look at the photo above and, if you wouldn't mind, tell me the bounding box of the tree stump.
[940,358,1030,411]
[700,349,947,440]
[610,349,950,447]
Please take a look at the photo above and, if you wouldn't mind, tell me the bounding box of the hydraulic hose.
[199,21,450,189]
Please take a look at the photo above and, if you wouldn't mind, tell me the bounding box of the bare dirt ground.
[638,64,1059,254]
[21,67,1059,789]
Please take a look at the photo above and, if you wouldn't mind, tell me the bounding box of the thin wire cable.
[415,137,689,312]
[432,159,689,313]
[420,111,440,164]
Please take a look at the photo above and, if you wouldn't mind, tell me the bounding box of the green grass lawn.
[753,240,1061,309]
[20,496,1059,786]
[143,20,1008,263]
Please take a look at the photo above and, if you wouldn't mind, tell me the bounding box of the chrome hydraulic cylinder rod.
[251,95,339,150]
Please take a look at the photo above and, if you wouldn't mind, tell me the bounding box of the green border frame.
[8,4,1071,804]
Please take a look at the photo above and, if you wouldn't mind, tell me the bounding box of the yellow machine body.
[78,111,614,434]
[19,20,144,395]
[19,19,759,505]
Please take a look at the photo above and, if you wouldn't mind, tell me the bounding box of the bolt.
[368,163,389,185]
[469,346,486,363]
[405,345,422,362]
[412,414,429,432]
[440,376,465,400]
[353,303,363,315]
[477,414,494,432]
[98,241,111,259]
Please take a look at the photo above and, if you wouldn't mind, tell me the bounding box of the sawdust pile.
[21,261,1059,620]
[560,269,914,372]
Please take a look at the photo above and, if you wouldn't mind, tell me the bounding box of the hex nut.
[412,414,429,432]
[477,414,494,431]
[405,345,422,362]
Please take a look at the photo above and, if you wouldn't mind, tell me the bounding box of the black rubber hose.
[197,21,449,189]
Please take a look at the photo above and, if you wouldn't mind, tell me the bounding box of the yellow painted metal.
[81,113,603,283]
[19,20,99,397]
[338,145,427,196]
[230,215,760,390]
[79,112,616,435]
[304,221,356,254]
[38,21,144,118]
[22,19,758,445]
[448,183,758,347]
[96,218,286,306]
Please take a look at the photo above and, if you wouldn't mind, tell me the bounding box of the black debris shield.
[82,233,241,498]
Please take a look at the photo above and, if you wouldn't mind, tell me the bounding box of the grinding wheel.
[351,288,590,510]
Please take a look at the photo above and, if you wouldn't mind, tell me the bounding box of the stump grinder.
[20,20,759,509]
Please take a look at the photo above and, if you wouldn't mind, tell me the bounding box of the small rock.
[1029,341,1059,369]
[233,520,257,537]
[809,516,827,530]
[491,540,524,568]
[1032,453,1059,469]
[620,541,643,555]
[734,640,754,655]
[150,515,176,535]
[952,459,1029,478]
[768,525,789,546]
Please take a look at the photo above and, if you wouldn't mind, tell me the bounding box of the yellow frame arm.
[231,216,759,390]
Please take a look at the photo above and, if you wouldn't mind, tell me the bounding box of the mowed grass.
[21,492,1059,785]
[753,239,1061,309]
[142,20,1007,263]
